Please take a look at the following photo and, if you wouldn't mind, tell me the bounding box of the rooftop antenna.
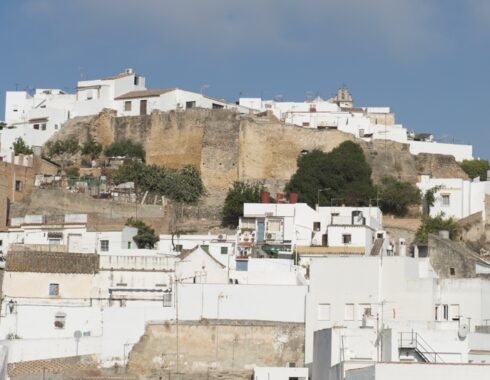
[78,67,85,80]
[200,84,209,96]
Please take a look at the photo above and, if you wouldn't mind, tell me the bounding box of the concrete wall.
[128,320,305,376]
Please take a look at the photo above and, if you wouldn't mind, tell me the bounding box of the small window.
[342,234,352,244]
[49,283,60,296]
[317,303,331,321]
[124,101,132,111]
[134,76,139,86]
[127,242,132,249]
[41,123,47,131]
[54,312,66,329]
[175,244,183,252]
[359,304,372,320]
[443,304,449,320]
[13,109,18,112]
[302,122,310,127]
[450,267,456,276]
[442,194,450,206]
[33,124,40,130]
[313,222,321,232]
[268,219,281,232]
[15,181,23,192]
[450,304,460,321]
[186,101,196,109]
[212,103,224,109]
[236,259,248,272]
[344,303,354,321]
[54,124,59,130]
[86,90,93,100]
[221,246,228,255]
[100,240,109,252]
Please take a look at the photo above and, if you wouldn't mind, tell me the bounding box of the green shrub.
[415,214,459,243]
[126,218,159,249]
[13,137,33,155]
[104,139,145,161]
[378,176,421,216]
[46,139,80,157]
[81,139,102,160]
[460,159,490,180]
[222,181,265,227]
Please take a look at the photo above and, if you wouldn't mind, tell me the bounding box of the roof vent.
[125,68,134,74]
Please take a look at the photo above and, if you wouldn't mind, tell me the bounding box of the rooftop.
[115,88,175,100]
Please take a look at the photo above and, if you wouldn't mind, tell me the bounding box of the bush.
[13,137,33,155]
[460,159,490,181]
[104,139,145,161]
[65,166,80,177]
[222,181,265,227]
[126,218,159,249]
[285,142,376,207]
[378,176,421,216]
[81,139,102,160]
[415,214,459,243]
[112,162,205,203]
[46,139,80,157]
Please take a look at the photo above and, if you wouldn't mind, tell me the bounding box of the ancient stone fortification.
[49,109,468,199]
[128,320,305,378]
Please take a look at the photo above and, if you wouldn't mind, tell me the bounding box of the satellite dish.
[74,330,82,340]
[458,324,469,340]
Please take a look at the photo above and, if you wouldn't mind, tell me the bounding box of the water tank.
[260,192,270,204]
[288,192,298,204]
[276,193,285,204]
[399,238,406,257]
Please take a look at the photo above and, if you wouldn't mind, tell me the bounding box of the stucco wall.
[128,320,305,377]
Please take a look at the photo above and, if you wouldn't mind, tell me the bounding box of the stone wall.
[128,320,305,378]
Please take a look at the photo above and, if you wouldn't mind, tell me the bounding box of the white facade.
[239,203,386,258]
[417,175,489,220]
[254,366,308,380]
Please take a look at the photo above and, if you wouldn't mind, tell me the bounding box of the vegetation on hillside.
[81,139,103,160]
[113,161,205,203]
[13,137,33,155]
[126,217,159,249]
[285,141,376,208]
[377,176,421,216]
[222,181,265,227]
[104,139,145,161]
[415,214,459,243]
[46,138,80,158]
[460,159,489,181]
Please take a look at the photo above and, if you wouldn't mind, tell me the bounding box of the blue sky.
[0,0,489,159]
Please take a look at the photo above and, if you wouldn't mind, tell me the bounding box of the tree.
[422,185,443,215]
[126,218,159,249]
[81,139,103,160]
[13,137,33,155]
[460,159,490,180]
[222,181,265,227]
[285,141,376,208]
[415,214,459,244]
[378,176,421,216]
[104,139,145,161]
[46,139,80,157]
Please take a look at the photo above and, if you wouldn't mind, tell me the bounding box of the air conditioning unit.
[217,234,227,241]
[266,233,275,240]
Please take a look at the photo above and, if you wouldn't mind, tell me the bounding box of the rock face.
[48,109,467,196]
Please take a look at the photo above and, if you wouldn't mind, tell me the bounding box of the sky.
[0,0,489,159]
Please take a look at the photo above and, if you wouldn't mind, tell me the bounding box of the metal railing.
[399,331,445,363]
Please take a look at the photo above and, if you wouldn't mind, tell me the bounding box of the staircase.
[399,331,444,363]
[370,238,384,256]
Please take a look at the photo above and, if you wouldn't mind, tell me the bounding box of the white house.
[239,87,473,162]
[239,202,388,261]
[417,175,489,220]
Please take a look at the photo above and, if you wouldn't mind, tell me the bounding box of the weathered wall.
[128,320,304,378]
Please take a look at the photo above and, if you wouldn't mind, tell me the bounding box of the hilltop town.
[0,69,489,380]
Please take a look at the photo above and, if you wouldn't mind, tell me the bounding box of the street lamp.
[317,188,331,208]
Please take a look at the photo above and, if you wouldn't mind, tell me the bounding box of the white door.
[68,234,83,253]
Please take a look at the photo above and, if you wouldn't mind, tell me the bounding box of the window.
[442,194,450,206]
[241,218,255,230]
[134,76,139,86]
[54,124,59,130]
[267,219,281,232]
[124,101,132,111]
[175,244,183,252]
[443,304,449,320]
[313,222,321,232]
[100,240,109,252]
[15,181,22,192]
[317,303,331,321]
[344,303,355,321]
[450,267,456,276]
[212,103,224,109]
[41,123,47,131]
[221,246,228,255]
[236,259,249,272]
[127,242,132,249]
[450,304,460,321]
[86,90,93,100]
[49,283,60,296]
[163,293,172,307]
[33,124,40,130]
[54,312,66,329]
[302,122,310,127]
[342,234,352,244]
[359,304,372,320]
[186,101,196,109]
